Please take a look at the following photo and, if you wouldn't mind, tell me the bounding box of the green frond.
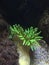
[9,24,43,51]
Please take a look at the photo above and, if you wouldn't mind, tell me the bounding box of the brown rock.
[30,40,49,65]
[0,39,19,65]
[38,10,49,45]
[0,14,9,41]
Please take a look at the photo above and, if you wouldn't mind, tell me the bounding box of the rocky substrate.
[38,10,49,45]
[0,15,19,65]
[0,39,19,65]
[30,40,49,65]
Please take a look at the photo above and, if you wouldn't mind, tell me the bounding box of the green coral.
[9,24,43,51]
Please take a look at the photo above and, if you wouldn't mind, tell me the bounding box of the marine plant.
[9,24,43,51]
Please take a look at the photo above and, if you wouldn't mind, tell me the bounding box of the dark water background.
[0,0,49,28]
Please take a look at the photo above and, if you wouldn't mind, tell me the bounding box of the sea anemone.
[9,24,43,51]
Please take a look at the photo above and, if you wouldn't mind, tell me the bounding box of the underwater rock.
[0,17,19,65]
[30,40,49,65]
[0,39,19,65]
[38,10,49,44]
[0,14,9,41]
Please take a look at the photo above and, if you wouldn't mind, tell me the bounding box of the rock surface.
[0,39,19,65]
[0,14,9,41]
[0,15,19,65]
[38,10,49,44]
[30,40,49,65]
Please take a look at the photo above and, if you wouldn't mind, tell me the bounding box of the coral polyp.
[9,24,43,51]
